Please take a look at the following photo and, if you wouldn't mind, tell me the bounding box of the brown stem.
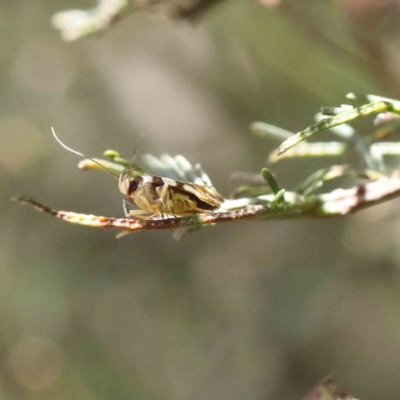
[12,173,400,234]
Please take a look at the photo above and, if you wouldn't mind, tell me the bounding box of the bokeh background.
[3,0,400,399]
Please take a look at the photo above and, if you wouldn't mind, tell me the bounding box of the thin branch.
[278,100,396,155]
[302,377,357,400]
[12,172,400,234]
[52,0,128,42]
[51,0,223,42]
[14,93,400,237]
[268,142,347,163]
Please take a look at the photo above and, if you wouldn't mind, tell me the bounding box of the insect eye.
[128,179,138,192]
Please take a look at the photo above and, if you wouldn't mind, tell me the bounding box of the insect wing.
[170,179,224,208]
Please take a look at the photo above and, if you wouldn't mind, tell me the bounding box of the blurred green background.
[3,0,400,399]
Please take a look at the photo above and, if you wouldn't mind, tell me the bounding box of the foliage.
[14,93,400,242]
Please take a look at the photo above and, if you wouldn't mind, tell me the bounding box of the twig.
[278,94,400,155]
[14,93,400,237]
[52,0,128,42]
[52,0,222,42]
[12,172,400,233]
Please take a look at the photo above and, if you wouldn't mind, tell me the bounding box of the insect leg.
[158,183,170,219]
[168,188,176,216]
[128,209,153,219]
[123,199,131,217]
[159,183,170,202]
[124,198,153,219]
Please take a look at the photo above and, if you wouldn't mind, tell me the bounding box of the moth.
[52,128,224,219]
[119,169,224,219]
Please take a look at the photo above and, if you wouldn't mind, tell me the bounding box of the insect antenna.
[117,133,144,177]
[131,140,139,164]
[129,133,144,166]
[51,127,119,179]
